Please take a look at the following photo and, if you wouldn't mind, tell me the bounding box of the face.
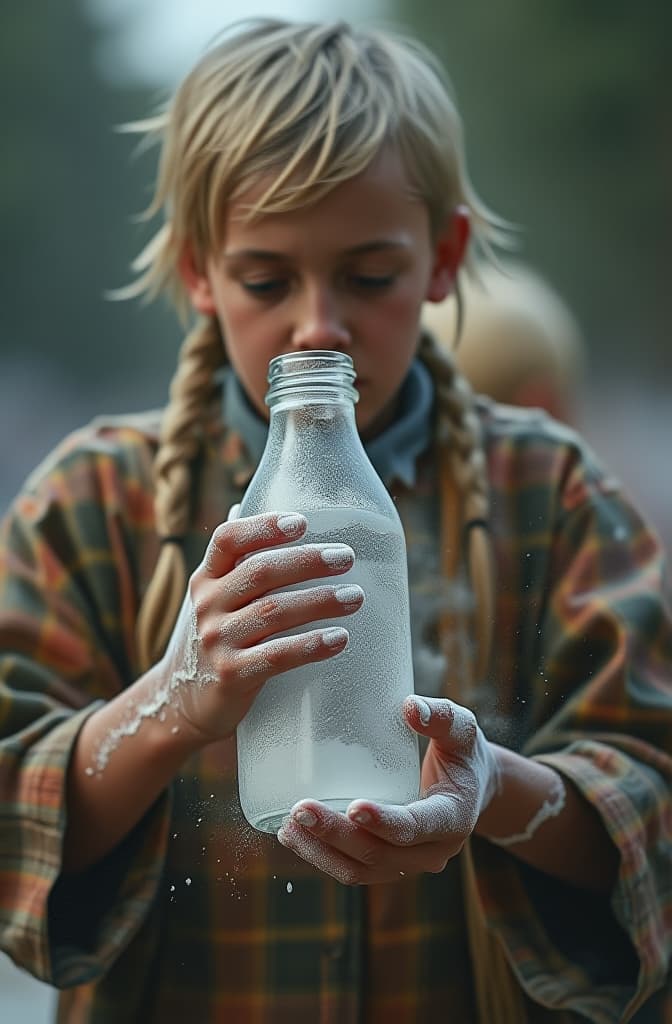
[181,148,469,437]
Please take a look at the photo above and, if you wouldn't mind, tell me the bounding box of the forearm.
[63,665,205,874]
[474,744,619,892]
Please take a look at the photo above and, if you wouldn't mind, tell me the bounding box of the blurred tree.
[388,0,672,377]
[0,0,179,398]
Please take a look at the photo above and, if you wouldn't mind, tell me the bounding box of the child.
[0,18,670,1023]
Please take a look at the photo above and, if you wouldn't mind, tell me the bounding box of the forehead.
[222,147,429,249]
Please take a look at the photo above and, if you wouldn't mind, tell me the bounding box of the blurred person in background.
[422,258,672,568]
[0,17,670,1024]
[422,259,586,426]
[423,259,672,1024]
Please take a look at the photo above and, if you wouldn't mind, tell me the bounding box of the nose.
[290,284,352,351]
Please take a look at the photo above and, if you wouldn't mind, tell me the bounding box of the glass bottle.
[237,350,420,833]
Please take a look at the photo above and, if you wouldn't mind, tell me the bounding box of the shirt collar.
[222,358,435,489]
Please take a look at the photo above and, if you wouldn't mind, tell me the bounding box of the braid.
[136,316,226,671]
[418,331,495,684]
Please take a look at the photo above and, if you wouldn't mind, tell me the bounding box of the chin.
[357,398,396,441]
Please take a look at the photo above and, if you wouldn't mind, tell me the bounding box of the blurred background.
[1,0,670,1018]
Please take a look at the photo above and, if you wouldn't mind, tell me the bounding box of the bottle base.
[248,797,353,835]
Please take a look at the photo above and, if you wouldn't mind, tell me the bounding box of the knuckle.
[208,523,232,555]
[456,709,478,750]
[197,622,216,647]
[263,639,289,671]
[400,808,422,845]
[199,620,222,653]
[190,591,210,629]
[187,572,201,602]
[245,556,274,590]
[218,660,239,690]
[255,596,281,624]
[358,845,381,869]
[210,522,228,546]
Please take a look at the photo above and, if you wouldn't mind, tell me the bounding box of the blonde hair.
[126,17,508,313]
[133,18,505,674]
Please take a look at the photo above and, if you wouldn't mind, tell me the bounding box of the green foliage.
[388,0,672,374]
[0,0,178,396]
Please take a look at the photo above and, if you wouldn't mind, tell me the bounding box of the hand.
[158,512,365,744]
[276,695,500,884]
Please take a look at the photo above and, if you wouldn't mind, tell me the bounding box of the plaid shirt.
[0,395,670,1023]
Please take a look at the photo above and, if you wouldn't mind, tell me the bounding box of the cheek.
[388,273,427,319]
[365,291,423,351]
[216,298,274,360]
[214,291,255,334]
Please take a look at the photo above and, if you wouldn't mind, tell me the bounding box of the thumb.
[404,695,498,811]
[403,695,465,750]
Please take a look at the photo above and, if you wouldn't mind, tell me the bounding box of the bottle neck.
[266,398,360,460]
[265,350,358,413]
[238,347,398,519]
[256,398,394,516]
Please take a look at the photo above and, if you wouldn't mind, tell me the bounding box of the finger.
[344,792,472,847]
[277,815,368,886]
[221,543,355,611]
[234,625,350,684]
[222,583,364,646]
[403,695,478,758]
[226,502,241,522]
[202,513,307,577]
[279,804,455,880]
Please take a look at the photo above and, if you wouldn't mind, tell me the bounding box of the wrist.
[474,745,565,841]
[477,734,502,815]
[137,662,214,760]
[81,666,206,777]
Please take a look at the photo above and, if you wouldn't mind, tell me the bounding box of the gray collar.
[222,358,435,488]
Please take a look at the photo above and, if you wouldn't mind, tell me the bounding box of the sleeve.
[0,430,172,987]
[474,432,672,1023]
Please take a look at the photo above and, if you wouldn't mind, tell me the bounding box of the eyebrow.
[222,240,411,262]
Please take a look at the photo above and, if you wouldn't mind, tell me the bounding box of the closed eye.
[241,279,287,297]
[350,274,395,290]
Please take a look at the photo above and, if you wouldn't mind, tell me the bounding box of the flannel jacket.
[0,393,670,1023]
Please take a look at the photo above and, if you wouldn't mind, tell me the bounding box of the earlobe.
[178,243,217,316]
[425,266,453,304]
[426,206,471,303]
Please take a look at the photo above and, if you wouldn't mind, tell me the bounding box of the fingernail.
[334,584,364,608]
[320,544,354,568]
[414,697,432,725]
[349,809,371,826]
[293,808,318,828]
[277,514,306,537]
[322,627,348,648]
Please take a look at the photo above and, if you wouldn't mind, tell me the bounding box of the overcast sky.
[87,0,387,85]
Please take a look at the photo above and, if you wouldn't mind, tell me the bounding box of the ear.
[178,243,217,316]
[425,205,471,303]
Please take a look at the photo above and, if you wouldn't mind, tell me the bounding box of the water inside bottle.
[237,507,420,833]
